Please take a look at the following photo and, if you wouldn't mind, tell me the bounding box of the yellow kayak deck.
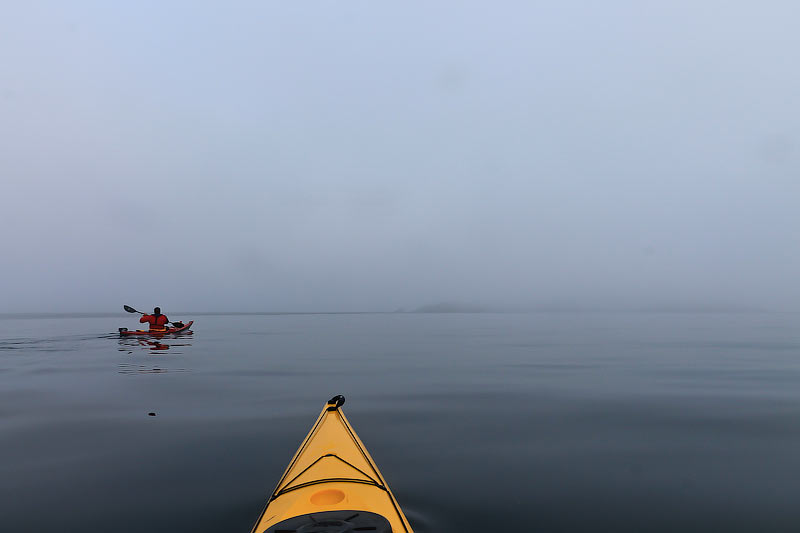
[251,396,413,533]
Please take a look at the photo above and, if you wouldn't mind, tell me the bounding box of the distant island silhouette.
[412,302,489,313]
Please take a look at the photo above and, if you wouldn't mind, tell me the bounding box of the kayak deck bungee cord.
[251,395,413,533]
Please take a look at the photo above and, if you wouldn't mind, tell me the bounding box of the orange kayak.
[251,395,413,533]
[118,320,193,336]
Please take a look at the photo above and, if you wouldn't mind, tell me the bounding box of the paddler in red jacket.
[140,307,170,331]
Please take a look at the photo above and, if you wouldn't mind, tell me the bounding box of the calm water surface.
[1,312,799,532]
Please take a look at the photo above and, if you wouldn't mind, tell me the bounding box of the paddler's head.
[153,307,161,315]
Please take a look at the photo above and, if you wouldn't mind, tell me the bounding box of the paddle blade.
[123,305,140,314]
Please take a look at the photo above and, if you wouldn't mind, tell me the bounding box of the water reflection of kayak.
[251,395,413,533]
[118,320,193,336]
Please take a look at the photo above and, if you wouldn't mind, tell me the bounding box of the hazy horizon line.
[0,307,792,320]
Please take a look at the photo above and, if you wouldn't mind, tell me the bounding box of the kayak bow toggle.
[327,395,346,410]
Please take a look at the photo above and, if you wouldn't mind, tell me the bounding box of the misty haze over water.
[2,2,799,314]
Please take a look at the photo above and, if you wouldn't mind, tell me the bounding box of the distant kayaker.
[140,307,169,331]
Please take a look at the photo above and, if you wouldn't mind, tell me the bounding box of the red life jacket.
[140,314,169,330]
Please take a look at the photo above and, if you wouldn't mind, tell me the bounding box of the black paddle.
[123,305,179,326]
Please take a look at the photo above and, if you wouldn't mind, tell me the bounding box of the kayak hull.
[119,320,193,336]
[251,396,413,533]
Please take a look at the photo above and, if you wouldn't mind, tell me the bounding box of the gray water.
[1,312,799,532]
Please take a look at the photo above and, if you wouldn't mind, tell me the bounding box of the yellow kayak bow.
[251,395,414,533]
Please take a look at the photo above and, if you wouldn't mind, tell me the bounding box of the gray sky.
[1,1,798,312]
